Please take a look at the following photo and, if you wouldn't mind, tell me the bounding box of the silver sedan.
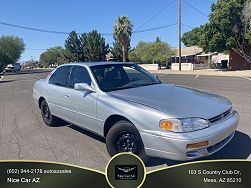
[33,62,239,162]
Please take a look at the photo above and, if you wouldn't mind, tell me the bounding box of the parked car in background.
[33,62,239,162]
[5,63,21,72]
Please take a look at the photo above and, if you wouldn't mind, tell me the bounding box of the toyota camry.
[33,62,239,162]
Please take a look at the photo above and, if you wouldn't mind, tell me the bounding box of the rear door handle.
[65,95,70,98]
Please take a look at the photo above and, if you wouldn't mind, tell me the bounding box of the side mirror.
[74,83,95,93]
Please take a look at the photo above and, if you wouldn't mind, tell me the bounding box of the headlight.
[160,118,209,133]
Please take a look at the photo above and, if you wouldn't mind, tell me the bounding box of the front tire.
[41,100,59,126]
[106,120,150,163]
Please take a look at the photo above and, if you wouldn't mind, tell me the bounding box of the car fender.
[97,94,172,136]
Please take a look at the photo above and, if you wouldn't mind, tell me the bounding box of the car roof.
[59,61,134,68]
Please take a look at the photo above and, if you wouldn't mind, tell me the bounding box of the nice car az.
[33,62,239,162]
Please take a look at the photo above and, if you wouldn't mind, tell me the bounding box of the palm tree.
[113,16,133,62]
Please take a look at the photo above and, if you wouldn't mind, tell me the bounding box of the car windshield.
[91,64,161,92]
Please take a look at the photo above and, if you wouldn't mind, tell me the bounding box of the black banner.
[0,158,250,188]
[143,161,251,188]
[0,161,109,188]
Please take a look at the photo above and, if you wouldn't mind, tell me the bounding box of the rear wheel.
[41,100,59,126]
[106,120,150,163]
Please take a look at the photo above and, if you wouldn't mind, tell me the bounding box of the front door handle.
[65,94,70,98]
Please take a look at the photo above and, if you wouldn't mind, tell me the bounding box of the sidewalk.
[150,69,251,78]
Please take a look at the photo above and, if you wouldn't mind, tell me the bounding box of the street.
[0,69,250,172]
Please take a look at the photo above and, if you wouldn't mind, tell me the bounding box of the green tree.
[202,0,250,63]
[40,46,68,67]
[80,30,109,61]
[111,40,130,61]
[243,0,251,44]
[182,26,204,47]
[0,35,25,71]
[128,48,140,63]
[113,16,133,62]
[65,31,85,62]
[183,0,251,64]
[129,39,175,64]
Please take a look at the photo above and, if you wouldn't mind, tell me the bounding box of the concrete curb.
[150,69,251,78]
[35,68,54,70]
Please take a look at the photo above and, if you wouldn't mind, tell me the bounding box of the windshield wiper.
[116,82,139,90]
[140,82,161,86]
[110,82,161,91]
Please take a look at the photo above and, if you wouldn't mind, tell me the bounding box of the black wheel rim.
[42,104,50,122]
[114,131,143,155]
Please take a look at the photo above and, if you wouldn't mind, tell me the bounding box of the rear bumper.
[140,111,239,161]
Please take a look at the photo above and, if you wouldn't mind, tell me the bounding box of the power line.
[23,23,177,51]
[135,0,176,31]
[182,0,208,18]
[0,20,111,35]
[133,23,177,33]
[0,20,177,36]
[0,2,207,38]
[181,23,195,29]
[0,21,70,35]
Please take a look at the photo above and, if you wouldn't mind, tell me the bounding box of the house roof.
[106,52,114,60]
[175,46,203,56]
[197,52,217,56]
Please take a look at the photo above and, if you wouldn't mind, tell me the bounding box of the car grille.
[208,108,232,124]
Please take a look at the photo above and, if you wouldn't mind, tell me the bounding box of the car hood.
[108,83,232,119]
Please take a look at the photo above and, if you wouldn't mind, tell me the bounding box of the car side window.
[48,73,55,84]
[49,66,71,87]
[69,66,91,88]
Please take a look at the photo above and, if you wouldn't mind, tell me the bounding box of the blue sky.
[0,0,215,61]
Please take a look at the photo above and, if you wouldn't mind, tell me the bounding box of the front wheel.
[41,100,59,126]
[106,120,150,163]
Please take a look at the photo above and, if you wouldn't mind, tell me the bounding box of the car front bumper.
[140,111,239,161]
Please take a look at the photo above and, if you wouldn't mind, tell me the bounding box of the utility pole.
[178,0,181,71]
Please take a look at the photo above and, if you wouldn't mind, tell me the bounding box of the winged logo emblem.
[117,167,136,173]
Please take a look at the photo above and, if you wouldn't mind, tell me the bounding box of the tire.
[40,100,59,127]
[106,120,150,163]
